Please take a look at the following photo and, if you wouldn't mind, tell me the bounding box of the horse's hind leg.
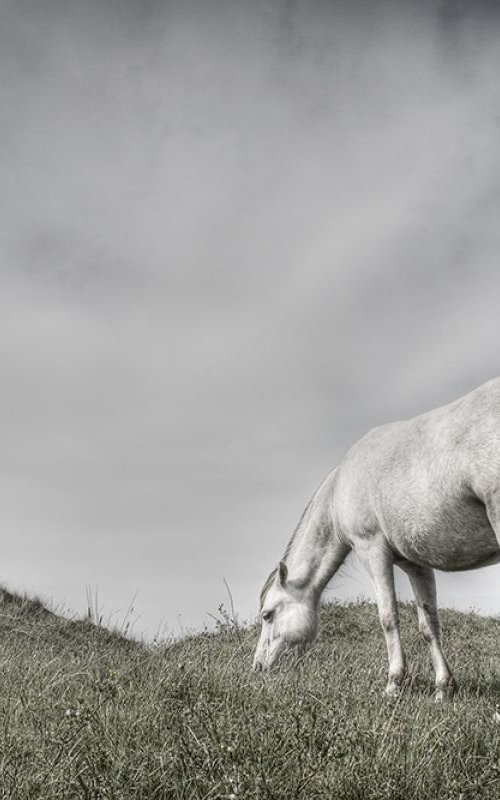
[484,490,500,548]
[398,562,456,701]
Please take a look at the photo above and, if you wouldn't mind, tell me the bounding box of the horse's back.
[334,378,500,569]
[343,377,500,490]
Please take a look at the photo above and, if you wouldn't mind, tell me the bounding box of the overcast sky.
[1,0,500,638]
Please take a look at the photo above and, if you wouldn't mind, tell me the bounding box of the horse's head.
[252,561,318,671]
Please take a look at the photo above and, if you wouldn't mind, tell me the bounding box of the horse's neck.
[285,470,346,596]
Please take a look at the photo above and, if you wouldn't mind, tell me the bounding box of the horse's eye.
[262,610,274,623]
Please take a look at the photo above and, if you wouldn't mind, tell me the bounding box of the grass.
[2,588,500,798]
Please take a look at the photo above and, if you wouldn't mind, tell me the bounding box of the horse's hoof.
[434,676,457,703]
[385,681,403,698]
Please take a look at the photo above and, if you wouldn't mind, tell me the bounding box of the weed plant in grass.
[1,587,500,798]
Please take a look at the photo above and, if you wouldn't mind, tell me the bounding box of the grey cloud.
[1,0,500,635]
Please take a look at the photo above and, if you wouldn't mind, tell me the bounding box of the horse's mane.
[259,568,277,608]
[259,499,314,608]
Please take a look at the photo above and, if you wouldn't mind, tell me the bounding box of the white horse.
[253,377,500,700]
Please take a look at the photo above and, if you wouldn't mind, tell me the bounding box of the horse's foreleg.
[357,543,406,696]
[398,562,455,702]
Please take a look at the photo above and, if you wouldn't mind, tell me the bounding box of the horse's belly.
[385,501,500,572]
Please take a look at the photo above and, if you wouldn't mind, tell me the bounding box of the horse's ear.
[278,561,288,587]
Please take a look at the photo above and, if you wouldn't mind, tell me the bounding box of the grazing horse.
[253,377,500,700]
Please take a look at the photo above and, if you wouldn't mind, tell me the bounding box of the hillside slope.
[1,589,500,798]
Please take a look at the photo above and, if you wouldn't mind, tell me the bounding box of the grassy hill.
[2,589,500,799]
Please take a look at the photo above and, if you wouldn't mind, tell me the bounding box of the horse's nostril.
[253,661,263,672]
